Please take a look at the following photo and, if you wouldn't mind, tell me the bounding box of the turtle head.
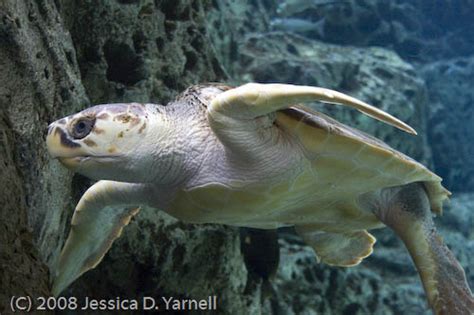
[46,103,167,182]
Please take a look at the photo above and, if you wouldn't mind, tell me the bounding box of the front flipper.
[371,183,474,314]
[209,83,416,134]
[52,180,151,296]
[295,226,376,266]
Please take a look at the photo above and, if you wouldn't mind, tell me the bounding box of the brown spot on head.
[93,127,105,134]
[83,139,97,147]
[115,114,132,124]
[138,121,147,134]
[108,146,117,153]
[118,131,124,138]
[97,112,110,120]
[57,119,67,125]
[114,113,141,128]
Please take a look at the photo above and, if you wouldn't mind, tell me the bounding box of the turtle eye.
[71,118,95,139]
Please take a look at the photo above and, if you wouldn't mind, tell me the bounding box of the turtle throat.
[144,105,208,186]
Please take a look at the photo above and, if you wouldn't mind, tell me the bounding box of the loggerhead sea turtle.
[46,83,474,314]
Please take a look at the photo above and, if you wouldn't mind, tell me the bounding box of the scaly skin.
[361,183,474,315]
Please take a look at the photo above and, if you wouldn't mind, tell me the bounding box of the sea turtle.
[46,83,474,314]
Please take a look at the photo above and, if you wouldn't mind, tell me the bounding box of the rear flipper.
[369,182,474,314]
[295,226,376,266]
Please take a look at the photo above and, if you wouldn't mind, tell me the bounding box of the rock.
[1,1,88,310]
[0,115,51,313]
[236,32,432,164]
[205,0,276,78]
[438,193,474,284]
[272,234,430,315]
[440,193,474,239]
[420,57,474,192]
[59,0,226,104]
[270,0,474,63]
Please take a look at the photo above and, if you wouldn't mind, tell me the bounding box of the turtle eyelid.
[70,117,96,139]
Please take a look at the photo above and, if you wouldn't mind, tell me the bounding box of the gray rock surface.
[59,0,226,104]
[269,0,474,63]
[205,0,275,78]
[1,1,88,312]
[0,117,51,313]
[421,57,474,192]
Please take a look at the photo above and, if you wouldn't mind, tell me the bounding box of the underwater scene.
[0,0,473,314]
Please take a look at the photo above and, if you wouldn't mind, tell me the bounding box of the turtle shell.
[275,105,450,215]
[166,86,450,231]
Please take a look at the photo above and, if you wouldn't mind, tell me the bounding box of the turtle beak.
[46,122,86,167]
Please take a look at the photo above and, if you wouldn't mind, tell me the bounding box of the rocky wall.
[421,57,474,192]
[268,0,474,63]
[1,1,88,311]
[59,0,226,104]
[205,0,276,79]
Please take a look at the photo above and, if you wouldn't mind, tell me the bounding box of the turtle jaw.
[57,156,117,171]
[58,156,86,170]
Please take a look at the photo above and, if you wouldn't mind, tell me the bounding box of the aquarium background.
[0,0,473,314]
